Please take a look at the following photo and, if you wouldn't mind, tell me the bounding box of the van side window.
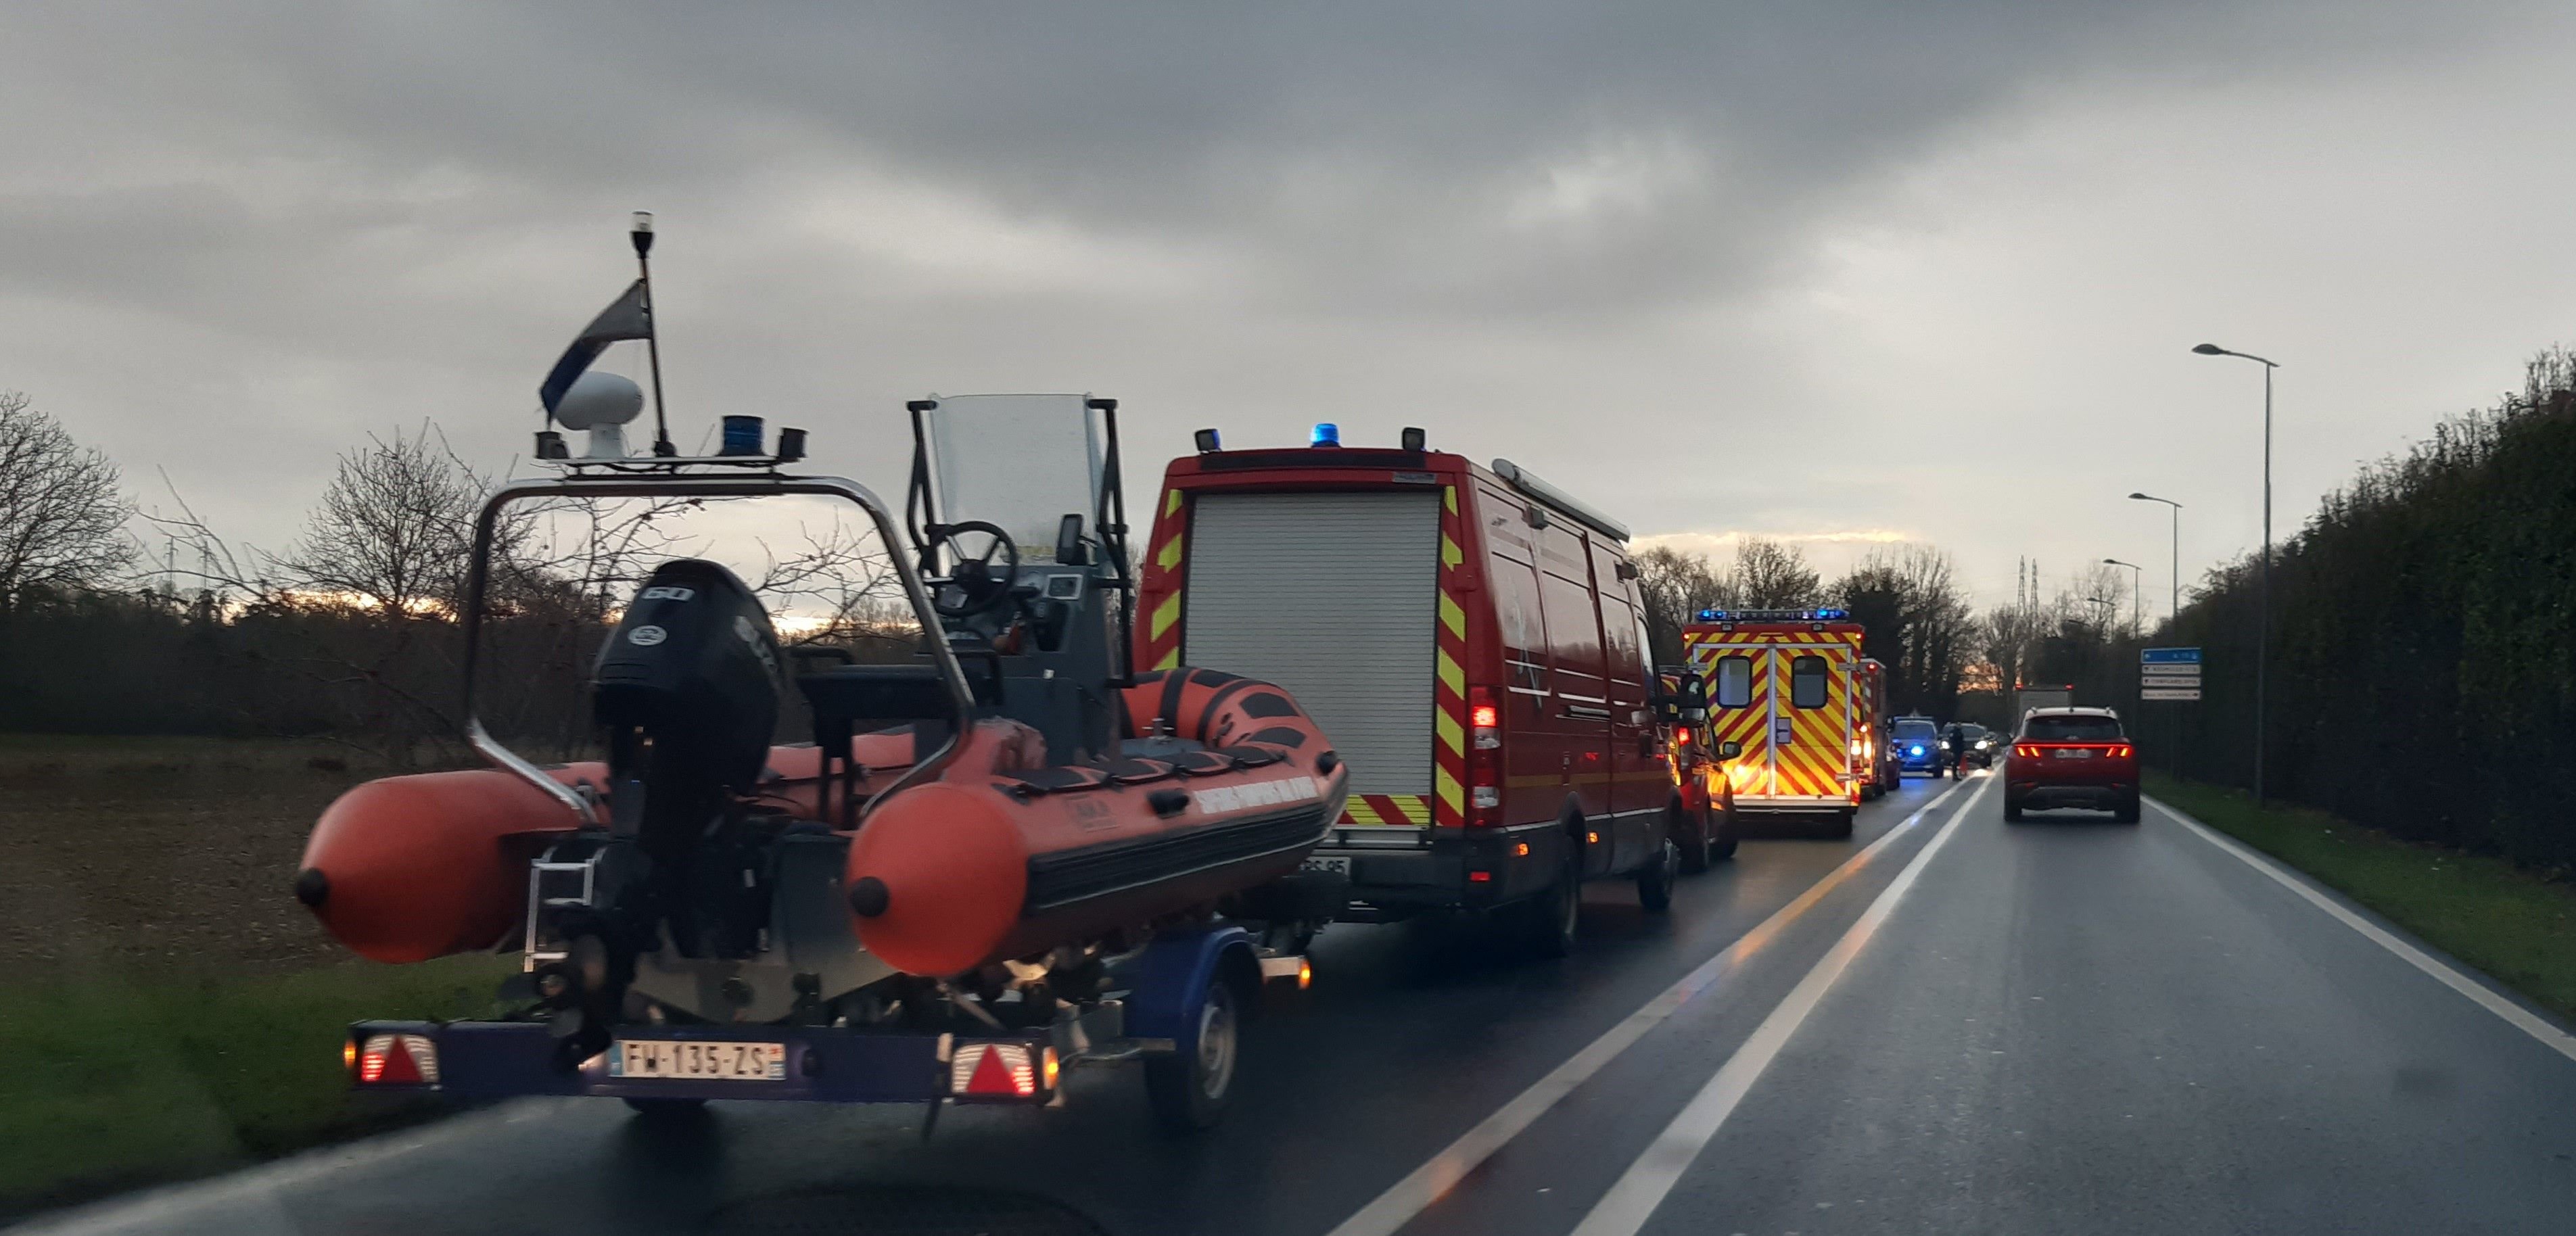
[1539,571,1606,703]
[1486,547,1549,693]
[1791,655,1828,709]
[1714,655,1752,708]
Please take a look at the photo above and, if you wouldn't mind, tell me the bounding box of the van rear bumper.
[1321,823,1562,915]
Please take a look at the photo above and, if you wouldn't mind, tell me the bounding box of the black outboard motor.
[590,558,783,956]
[594,558,782,797]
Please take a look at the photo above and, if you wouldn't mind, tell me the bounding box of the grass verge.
[2147,770,2576,1024]
[0,953,514,1219]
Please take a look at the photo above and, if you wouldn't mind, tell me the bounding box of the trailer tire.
[1146,975,1241,1133]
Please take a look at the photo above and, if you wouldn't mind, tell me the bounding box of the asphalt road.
[22,774,2576,1235]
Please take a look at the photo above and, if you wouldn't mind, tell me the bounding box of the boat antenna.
[631,211,675,457]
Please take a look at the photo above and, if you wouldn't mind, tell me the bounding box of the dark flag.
[538,279,653,415]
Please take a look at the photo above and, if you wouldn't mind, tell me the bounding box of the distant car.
[2004,707,2138,822]
[1890,715,1942,776]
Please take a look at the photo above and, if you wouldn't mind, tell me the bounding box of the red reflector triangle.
[964,1046,1018,1095]
[374,1043,422,1084]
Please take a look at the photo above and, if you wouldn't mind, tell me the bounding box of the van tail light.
[1468,686,1502,827]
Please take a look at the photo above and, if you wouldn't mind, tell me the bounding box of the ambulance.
[1680,608,1867,836]
[1135,426,1683,955]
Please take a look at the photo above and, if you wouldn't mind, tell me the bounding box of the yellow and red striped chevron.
[1341,794,1433,827]
[1428,483,1468,828]
[1139,487,1187,672]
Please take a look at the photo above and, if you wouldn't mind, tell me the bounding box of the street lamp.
[2103,559,2142,632]
[2193,342,2278,805]
[2128,492,2182,622]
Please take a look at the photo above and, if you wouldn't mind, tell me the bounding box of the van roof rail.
[1490,458,1630,543]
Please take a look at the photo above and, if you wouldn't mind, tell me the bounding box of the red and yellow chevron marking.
[1683,627,1863,805]
[1340,794,1433,827]
[1430,483,1468,828]
[1138,487,1188,671]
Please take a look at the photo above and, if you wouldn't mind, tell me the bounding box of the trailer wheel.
[1146,976,1240,1133]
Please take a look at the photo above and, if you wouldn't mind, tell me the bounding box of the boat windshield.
[922,394,1104,563]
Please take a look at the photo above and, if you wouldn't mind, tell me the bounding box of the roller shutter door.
[1184,490,1440,797]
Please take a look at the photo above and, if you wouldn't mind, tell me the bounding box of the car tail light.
[356,1033,438,1085]
[2111,743,2134,759]
[1468,686,1502,827]
[2014,744,2040,758]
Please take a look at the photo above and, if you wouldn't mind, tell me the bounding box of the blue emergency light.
[1311,423,1342,448]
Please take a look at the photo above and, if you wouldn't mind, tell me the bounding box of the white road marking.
[1323,778,1977,1236]
[1568,774,1992,1236]
[2151,797,2576,1066]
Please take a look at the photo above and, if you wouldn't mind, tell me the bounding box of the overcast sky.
[5,1,2571,617]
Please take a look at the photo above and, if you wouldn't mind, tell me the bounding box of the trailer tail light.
[355,1033,438,1085]
[1468,686,1503,827]
[952,1043,1041,1099]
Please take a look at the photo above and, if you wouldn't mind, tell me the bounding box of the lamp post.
[2128,492,2182,623]
[2193,342,2278,805]
[2103,559,2143,633]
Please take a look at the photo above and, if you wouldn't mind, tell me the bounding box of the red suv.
[2003,707,2139,823]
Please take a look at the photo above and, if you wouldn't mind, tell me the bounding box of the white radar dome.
[553,371,645,430]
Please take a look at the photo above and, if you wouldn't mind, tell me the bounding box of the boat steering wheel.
[931,521,1021,619]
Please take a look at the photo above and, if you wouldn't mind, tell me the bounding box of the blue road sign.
[2141,646,2203,665]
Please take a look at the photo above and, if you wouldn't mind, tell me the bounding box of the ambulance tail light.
[1468,686,1503,827]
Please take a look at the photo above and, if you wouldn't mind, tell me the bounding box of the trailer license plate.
[611,1039,787,1082]
[2053,748,2094,759]
[1301,855,1351,875]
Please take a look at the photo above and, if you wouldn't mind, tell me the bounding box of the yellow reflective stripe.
[1150,594,1181,638]
[1435,707,1463,756]
[1164,488,1181,515]
[1441,534,1461,571]
[1436,648,1463,697]
[1439,592,1466,640]
[1434,767,1463,814]
[1153,647,1181,670]
[1443,485,1457,515]
[1156,536,1184,571]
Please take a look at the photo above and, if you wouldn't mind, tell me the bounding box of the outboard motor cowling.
[594,558,782,797]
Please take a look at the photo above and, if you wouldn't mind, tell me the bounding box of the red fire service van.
[1136,425,1681,954]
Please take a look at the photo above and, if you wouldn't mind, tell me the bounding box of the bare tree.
[1729,537,1822,609]
[0,391,134,611]
[276,425,491,618]
[1633,545,1729,664]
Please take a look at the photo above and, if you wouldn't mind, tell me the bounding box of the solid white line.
[1568,774,1992,1236]
[1322,778,1976,1236]
[2151,797,2576,1066]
